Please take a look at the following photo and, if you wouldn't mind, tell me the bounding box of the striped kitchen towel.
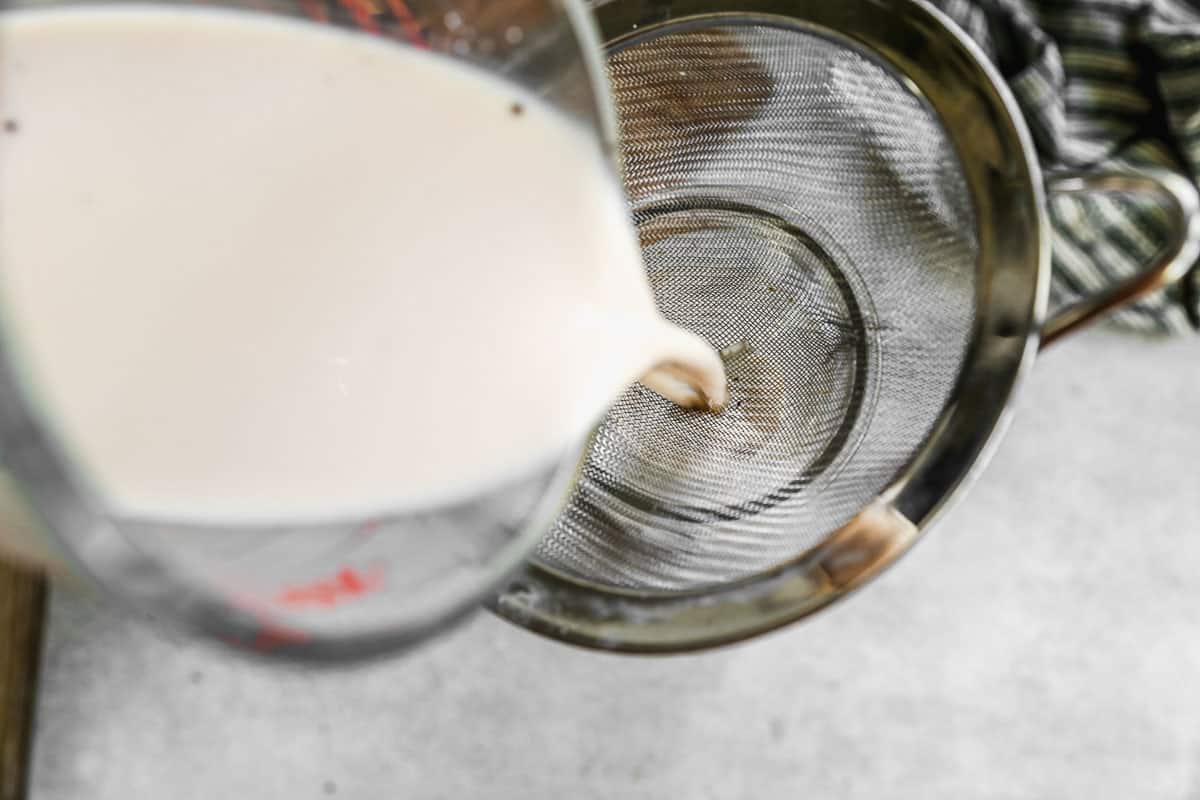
[932,0,1200,333]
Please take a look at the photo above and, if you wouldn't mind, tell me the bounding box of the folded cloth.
[932,0,1200,332]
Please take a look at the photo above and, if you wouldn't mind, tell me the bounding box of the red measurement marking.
[218,622,309,654]
[299,0,330,23]
[383,0,427,47]
[336,0,380,34]
[276,566,384,608]
[251,619,310,652]
[222,593,312,653]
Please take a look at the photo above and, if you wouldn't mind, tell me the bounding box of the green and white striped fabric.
[932,0,1200,333]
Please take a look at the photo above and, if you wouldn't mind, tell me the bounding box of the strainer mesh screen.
[534,21,978,590]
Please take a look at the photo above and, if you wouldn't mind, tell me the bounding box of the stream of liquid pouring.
[0,5,727,523]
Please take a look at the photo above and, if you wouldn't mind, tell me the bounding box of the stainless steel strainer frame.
[490,0,1200,652]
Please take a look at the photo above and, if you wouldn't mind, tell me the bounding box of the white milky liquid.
[0,6,726,523]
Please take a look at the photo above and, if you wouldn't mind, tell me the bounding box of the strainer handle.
[1041,168,1200,346]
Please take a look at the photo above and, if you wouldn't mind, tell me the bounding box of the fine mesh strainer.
[491,0,1200,651]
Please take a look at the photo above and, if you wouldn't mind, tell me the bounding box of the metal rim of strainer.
[487,0,1053,652]
[493,0,1200,653]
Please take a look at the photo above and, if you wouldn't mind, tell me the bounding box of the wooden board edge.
[0,563,45,800]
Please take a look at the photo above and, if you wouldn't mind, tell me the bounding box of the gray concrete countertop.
[26,329,1200,799]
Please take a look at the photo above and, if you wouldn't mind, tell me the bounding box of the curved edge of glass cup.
[0,0,616,663]
[488,0,1052,653]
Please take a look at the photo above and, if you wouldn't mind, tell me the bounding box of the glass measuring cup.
[0,0,619,661]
